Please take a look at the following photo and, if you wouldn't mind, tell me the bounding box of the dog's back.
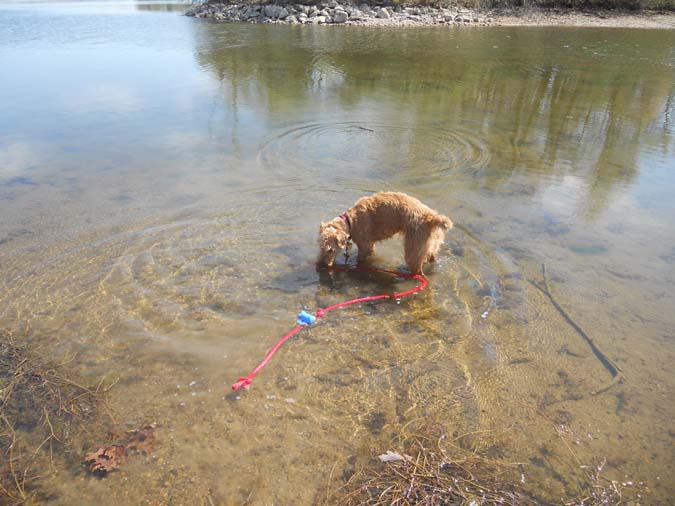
[351,192,452,237]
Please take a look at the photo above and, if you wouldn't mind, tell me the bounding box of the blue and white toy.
[296,310,316,326]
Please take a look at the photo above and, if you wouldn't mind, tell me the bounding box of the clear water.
[1,2,674,503]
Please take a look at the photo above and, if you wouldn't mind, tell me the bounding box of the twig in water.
[529,264,624,395]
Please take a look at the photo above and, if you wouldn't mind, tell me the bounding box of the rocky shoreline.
[186,2,675,28]
[186,2,494,26]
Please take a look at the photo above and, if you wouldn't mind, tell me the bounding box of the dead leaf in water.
[126,424,157,454]
[84,445,127,475]
[83,423,158,475]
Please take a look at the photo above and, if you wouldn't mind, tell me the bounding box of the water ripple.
[258,121,491,187]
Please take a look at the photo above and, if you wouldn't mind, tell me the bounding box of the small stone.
[376,7,390,19]
[333,10,348,23]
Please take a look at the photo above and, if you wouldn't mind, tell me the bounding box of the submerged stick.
[529,264,624,395]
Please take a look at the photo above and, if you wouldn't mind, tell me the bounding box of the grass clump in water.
[0,329,114,504]
[332,436,538,505]
[329,428,637,505]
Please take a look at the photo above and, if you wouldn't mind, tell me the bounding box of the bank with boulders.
[186,2,494,26]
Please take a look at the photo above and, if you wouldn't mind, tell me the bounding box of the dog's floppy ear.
[336,230,349,248]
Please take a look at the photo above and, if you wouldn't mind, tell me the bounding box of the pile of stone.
[186,2,494,26]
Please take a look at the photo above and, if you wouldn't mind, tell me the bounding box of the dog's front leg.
[355,239,374,260]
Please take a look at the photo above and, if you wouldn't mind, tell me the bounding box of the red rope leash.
[231,265,428,391]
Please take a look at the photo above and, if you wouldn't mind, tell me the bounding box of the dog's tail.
[427,214,453,230]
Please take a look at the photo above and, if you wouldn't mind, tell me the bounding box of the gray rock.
[332,10,348,23]
[263,4,288,19]
[313,15,326,23]
[376,8,390,19]
[286,14,298,23]
[263,5,277,18]
[243,6,259,19]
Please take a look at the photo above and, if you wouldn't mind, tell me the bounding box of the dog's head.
[317,219,349,268]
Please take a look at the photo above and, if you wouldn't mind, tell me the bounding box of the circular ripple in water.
[258,122,491,187]
[0,209,317,361]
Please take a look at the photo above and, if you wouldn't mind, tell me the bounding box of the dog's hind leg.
[426,227,445,263]
[404,228,430,275]
[405,225,447,274]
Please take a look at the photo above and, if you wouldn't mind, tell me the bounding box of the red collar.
[339,213,352,237]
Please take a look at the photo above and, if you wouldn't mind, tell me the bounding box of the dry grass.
[330,437,538,505]
[328,429,636,506]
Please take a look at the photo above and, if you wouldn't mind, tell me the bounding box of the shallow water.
[1,2,674,504]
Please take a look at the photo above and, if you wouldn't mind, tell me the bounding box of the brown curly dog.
[317,192,453,275]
